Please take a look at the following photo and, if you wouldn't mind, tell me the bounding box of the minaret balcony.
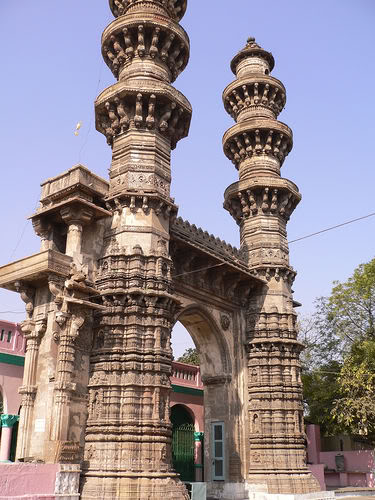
[223,119,293,172]
[95,78,191,149]
[223,76,286,121]
[101,12,189,82]
[224,177,301,224]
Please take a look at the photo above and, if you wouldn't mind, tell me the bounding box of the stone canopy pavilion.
[0,1,331,499]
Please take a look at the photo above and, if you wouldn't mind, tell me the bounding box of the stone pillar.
[32,218,52,251]
[17,318,46,460]
[50,311,85,443]
[60,206,93,260]
[80,1,192,498]
[222,38,320,494]
[0,414,19,462]
[194,432,204,482]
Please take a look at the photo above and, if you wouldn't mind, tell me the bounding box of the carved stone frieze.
[171,216,247,264]
[109,0,187,23]
[105,192,177,220]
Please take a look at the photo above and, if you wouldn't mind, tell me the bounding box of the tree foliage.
[176,347,200,366]
[302,257,375,439]
[302,360,341,435]
[332,339,375,439]
[299,297,344,373]
[329,259,375,342]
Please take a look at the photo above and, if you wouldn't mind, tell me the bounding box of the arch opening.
[174,304,232,379]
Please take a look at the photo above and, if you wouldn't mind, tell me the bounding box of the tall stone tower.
[222,38,318,493]
[82,0,191,498]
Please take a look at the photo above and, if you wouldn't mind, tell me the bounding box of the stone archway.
[176,304,232,381]
[173,303,245,495]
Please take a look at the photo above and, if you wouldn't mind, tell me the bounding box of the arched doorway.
[171,303,239,488]
[171,404,195,482]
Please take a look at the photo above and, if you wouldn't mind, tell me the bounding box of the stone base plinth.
[80,474,189,500]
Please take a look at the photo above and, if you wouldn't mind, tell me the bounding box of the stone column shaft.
[17,319,46,459]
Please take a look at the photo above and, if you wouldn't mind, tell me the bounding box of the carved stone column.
[50,310,85,443]
[222,39,320,494]
[60,206,93,261]
[32,218,52,251]
[17,318,47,459]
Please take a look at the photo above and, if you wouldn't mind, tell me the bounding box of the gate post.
[194,432,204,481]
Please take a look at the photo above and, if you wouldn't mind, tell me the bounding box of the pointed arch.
[175,303,232,379]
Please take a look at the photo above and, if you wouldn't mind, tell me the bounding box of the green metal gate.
[172,422,195,482]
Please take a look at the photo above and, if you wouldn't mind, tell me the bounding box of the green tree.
[302,257,375,439]
[302,360,341,435]
[328,259,375,343]
[299,297,344,373]
[332,339,375,439]
[176,347,200,366]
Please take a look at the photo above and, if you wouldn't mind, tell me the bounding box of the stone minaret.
[223,38,319,493]
[81,1,191,498]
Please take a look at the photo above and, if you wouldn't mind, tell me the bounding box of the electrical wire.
[0,311,25,314]
[173,262,226,278]
[288,212,375,244]
[78,60,104,163]
[3,211,375,311]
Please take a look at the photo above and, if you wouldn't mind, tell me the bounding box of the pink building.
[0,320,25,462]
[307,424,375,490]
[170,361,204,483]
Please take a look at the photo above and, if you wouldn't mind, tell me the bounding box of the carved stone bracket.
[14,281,35,319]
[220,314,230,331]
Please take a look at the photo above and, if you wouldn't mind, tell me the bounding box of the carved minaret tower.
[223,39,319,493]
[81,0,191,498]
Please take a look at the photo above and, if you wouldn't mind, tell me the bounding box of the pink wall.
[308,464,326,490]
[0,320,25,415]
[307,424,375,489]
[0,362,23,415]
[171,361,202,388]
[320,450,375,473]
[0,463,58,496]
[0,320,25,356]
[307,424,321,464]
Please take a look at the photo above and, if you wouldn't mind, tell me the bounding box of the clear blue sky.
[1,1,374,357]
